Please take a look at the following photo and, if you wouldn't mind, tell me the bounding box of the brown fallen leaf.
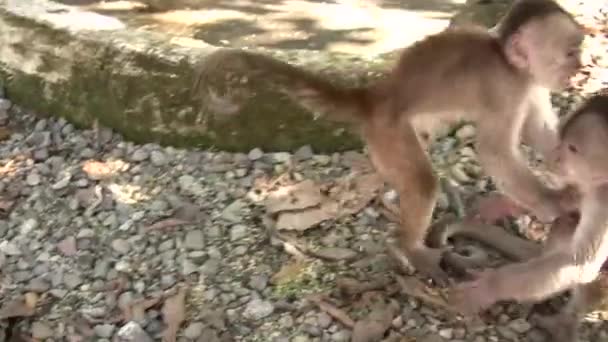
[275,201,338,231]
[270,260,310,286]
[336,277,391,297]
[351,299,400,342]
[0,294,37,319]
[394,275,452,311]
[57,236,77,256]
[264,180,323,214]
[162,285,188,342]
[307,294,355,328]
[0,126,12,141]
[82,160,113,180]
[144,218,191,231]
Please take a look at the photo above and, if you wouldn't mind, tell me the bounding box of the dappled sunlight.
[59,0,465,54]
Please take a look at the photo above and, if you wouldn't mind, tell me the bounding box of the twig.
[307,294,355,328]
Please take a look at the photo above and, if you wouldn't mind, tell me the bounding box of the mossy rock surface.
[0,0,401,152]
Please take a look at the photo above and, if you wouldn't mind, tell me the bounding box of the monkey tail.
[193,49,370,122]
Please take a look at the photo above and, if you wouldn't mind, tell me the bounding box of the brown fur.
[194,0,584,284]
[449,93,608,334]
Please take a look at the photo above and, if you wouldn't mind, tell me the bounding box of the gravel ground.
[0,5,607,342]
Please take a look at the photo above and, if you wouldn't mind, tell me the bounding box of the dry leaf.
[144,218,190,231]
[395,275,452,310]
[82,160,112,180]
[0,127,12,141]
[264,180,322,214]
[351,299,400,342]
[275,201,337,231]
[271,173,383,231]
[307,295,355,328]
[270,260,309,286]
[0,295,37,319]
[162,286,187,342]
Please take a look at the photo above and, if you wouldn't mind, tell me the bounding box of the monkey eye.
[568,144,578,153]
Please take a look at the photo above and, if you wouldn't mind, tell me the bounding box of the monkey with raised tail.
[194,0,585,285]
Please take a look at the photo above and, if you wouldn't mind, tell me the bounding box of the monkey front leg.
[476,119,565,223]
[449,191,608,316]
[521,88,560,163]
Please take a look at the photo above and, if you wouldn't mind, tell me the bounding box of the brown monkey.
[449,93,608,317]
[194,0,585,285]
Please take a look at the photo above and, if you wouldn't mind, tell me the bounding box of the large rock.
[0,0,397,152]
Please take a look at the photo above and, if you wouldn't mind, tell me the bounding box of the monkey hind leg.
[365,121,447,285]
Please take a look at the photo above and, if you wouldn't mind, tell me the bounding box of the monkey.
[448,93,608,321]
[193,0,585,285]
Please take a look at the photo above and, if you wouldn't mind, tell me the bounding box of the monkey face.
[559,113,608,186]
[520,13,584,90]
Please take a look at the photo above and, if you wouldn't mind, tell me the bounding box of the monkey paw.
[407,247,451,287]
[531,313,578,342]
[471,193,527,224]
[448,274,496,316]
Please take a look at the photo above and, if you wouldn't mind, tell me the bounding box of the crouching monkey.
[449,94,608,335]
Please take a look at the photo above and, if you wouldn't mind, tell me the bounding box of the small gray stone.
[248,275,268,291]
[77,228,96,239]
[294,145,314,161]
[317,312,332,329]
[20,218,39,235]
[221,199,246,222]
[80,148,96,159]
[31,322,54,339]
[94,324,116,338]
[248,148,264,161]
[243,298,274,320]
[181,258,198,275]
[26,173,41,186]
[0,240,21,256]
[112,239,131,255]
[63,272,83,289]
[184,321,205,339]
[116,321,153,342]
[201,258,220,277]
[331,330,352,342]
[184,230,205,250]
[150,150,167,166]
[131,149,149,162]
[509,318,532,333]
[27,277,50,292]
[33,148,49,161]
[115,260,131,272]
[292,335,312,342]
[230,224,247,241]
[272,152,291,163]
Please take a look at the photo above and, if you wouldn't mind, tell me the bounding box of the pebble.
[230,224,247,241]
[112,238,131,254]
[243,298,274,320]
[184,321,205,339]
[20,218,39,235]
[63,272,83,289]
[95,324,116,338]
[31,322,54,339]
[184,230,205,250]
[116,321,153,342]
[248,148,264,161]
[150,150,167,166]
[294,145,314,160]
[0,240,22,256]
[26,173,42,186]
[131,148,149,162]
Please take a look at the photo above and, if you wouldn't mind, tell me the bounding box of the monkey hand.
[471,193,527,224]
[448,270,497,316]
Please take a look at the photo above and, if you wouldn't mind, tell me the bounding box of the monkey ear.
[504,33,529,70]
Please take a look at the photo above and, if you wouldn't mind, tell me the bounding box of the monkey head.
[497,0,585,90]
[556,93,608,188]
